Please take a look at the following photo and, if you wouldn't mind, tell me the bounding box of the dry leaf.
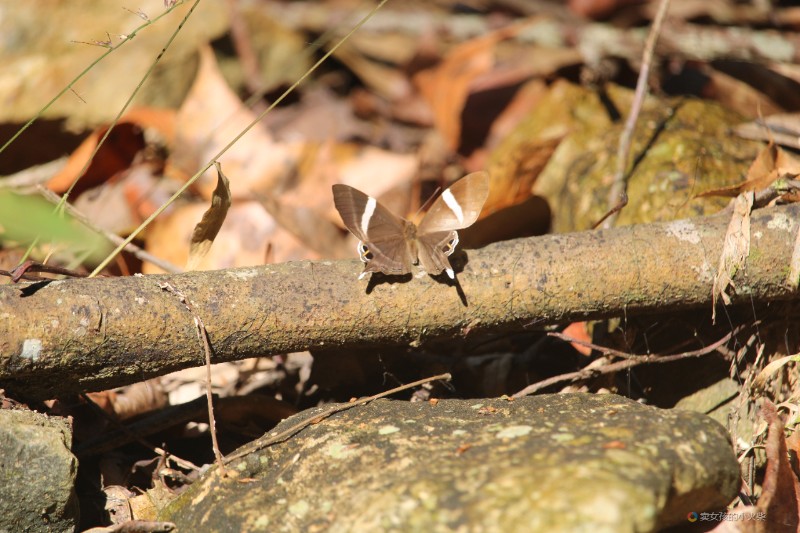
[699,67,784,119]
[712,191,753,322]
[279,142,418,224]
[269,87,371,143]
[751,353,800,391]
[414,24,528,152]
[47,122,145,196]
[143,201,311,274]
[415,19,575,155]
[568,0,642,18]
[258,193,349,259]
[563,322,593,357]
[757,400,800,533]
[0,1,227,126]
[497,136,563,209]
[105,380,168,421]
[171,45,298,199]
[332,40,412,101]
[186,162,232,271]
[698,143,780,198]
[72,161,176,235]
[483,79,548,152]
[775,148,800,177]
[122,106,177,146]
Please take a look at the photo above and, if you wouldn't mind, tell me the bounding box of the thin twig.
[223,372,452,464]
[548,331,647,360]
[159,282,226,476]
[513,328,734,397]
[601,0,671,229]
[197,316,225,474]
[3,260,88,282]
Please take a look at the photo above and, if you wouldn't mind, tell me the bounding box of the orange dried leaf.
[563,322,593,357]
[47,122,145,195]
[414,24,529,152]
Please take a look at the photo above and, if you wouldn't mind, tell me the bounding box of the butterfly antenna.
[414,185,442,219]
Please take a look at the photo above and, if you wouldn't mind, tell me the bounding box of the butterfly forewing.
[332,185,397,240]
[332,184,414,275]
[417,171,490,234]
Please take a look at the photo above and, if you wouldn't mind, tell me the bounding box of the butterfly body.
[333,171,489,279]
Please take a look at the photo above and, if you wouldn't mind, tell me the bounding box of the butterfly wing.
[417,171,490,234]
[415,171,489,278]
[416,230,458,278]
[332,184,414,276]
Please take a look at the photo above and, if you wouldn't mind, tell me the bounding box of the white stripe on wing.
[361,197,377,235]
[441,189,464,224]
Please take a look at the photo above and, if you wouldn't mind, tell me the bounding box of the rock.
[674,377,745,429]
[487,80,762,232]
[0,409,79,533]
[161,393,739,532]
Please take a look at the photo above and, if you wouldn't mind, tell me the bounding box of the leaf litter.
[1,1,800,529]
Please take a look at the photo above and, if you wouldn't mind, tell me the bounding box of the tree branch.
[1,204,798,400]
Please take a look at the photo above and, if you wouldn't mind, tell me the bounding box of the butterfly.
[332,171,489,279]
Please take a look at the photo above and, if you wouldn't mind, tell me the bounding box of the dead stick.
[602,0,671,229]
[513,328,734,397]
[158,282,226,475]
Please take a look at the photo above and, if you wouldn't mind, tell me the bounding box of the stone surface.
[0,409,78,533]
[488,80,761,232]
[161,393,739,532]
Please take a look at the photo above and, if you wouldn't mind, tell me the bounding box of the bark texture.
[1,204,798,399]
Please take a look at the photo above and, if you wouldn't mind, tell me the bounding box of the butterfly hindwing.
[360,233,414,276]
[416,231,458,278]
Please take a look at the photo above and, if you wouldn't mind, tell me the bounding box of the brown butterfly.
[332,171,490,279]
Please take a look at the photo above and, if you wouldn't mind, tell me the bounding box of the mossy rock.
[488,80,763,232]
[160,393,739,532]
